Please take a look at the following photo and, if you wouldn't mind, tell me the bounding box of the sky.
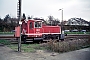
[0,0,90,22]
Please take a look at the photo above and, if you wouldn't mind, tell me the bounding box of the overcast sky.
[0,0,90,21]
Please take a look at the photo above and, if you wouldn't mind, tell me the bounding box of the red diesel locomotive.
[15,19,61,43]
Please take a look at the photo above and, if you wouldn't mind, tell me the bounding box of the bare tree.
[47,15,60,26]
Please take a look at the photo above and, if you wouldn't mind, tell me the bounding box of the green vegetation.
[0,39,46,52]
[0,32,14,34]
[86,32,90,34]
[0,40,11,45]
[65,32,90,34]
[7,44,46,52]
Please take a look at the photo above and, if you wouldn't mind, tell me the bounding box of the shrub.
[46,39,90,53]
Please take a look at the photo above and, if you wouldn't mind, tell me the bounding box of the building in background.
[65,18,89,26]
[63,18,90,32]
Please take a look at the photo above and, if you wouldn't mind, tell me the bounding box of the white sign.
[19,21,22,24]
[36,29,40,31]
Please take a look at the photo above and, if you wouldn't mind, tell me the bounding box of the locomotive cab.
[26,20,43,42]
[24,19,43,42]
[27,20,43,36]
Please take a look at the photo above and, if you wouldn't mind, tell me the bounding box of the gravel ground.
[0,45,90,60]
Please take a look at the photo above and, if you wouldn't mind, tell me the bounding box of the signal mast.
[17,0,22,52]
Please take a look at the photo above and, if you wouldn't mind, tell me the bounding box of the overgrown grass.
[7,44,46,52]
[0,39,11,45]
[46,39,90,53]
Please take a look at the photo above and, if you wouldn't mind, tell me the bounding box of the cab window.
[35,22,42,28]
[30,22,33,29]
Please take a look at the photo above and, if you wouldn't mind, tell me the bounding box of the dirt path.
[0,45,59,60]
[0,45,90,60]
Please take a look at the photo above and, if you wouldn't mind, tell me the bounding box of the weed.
[46,39,90,53]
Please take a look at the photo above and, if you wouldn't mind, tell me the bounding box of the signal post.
[17,0,22,52]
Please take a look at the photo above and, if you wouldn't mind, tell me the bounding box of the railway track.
[0,34,90,43]
[0,34,14,39]
[65,34,90,39]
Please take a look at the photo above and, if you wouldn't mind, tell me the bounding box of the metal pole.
[59,9,63,34]
[18,0,22,52]
[62,9,63,34]
[59,8,64,41]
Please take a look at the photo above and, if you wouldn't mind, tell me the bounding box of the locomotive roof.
[28,19,42,22]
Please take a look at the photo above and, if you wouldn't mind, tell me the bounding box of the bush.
[46,39,90,53]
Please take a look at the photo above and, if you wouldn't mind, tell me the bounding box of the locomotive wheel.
[21,35,27,43]
[42,34,46,39]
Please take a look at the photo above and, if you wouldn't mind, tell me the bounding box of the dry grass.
[45,39,90,53]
